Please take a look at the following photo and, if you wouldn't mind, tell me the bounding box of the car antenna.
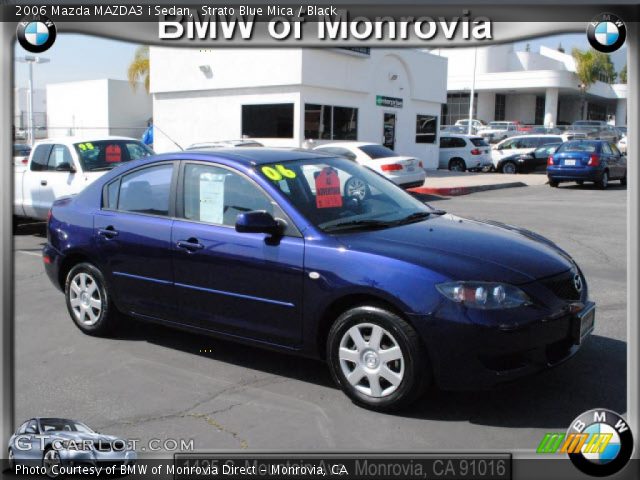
[153,124,184,151]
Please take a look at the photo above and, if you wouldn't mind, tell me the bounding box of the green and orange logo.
[537,431,613,455]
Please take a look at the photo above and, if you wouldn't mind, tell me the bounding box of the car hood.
[46,431,122,443]
[340,214,574,284]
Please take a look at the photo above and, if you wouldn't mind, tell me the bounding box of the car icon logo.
[574,273,583,293]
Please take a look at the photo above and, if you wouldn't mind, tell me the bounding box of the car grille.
[541,270,584,301]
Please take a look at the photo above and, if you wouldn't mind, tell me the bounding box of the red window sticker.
[105,144,122,163]
[315,167,343,209]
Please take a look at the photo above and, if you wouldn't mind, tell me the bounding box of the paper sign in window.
[199,173,226,224]
[315,167,343,209]
[105,145,122,163]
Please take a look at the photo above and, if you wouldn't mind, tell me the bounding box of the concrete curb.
[408,181,529,197]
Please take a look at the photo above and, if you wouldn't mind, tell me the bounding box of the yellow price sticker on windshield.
[78,143,95,151]
[261,164,296,181]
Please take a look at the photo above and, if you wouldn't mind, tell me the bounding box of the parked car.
[547,140,626,189]
[14,136,153,222]
[568,121,620,142]
[313,142,426,189]
[44,149,595,411]
[8,417,136,474]
[438,134,491,171]
[617,135,627,155]
[498,143,561,174]
[440,125,467,134]
[477,121,519,143]
[454,119,486,134]
[13,143,31,169]
[491,135,564,172]
[187,140,264,150]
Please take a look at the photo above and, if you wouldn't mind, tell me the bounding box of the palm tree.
[572,48,616,119]
[620,64,627,84]
[128,45,150,93]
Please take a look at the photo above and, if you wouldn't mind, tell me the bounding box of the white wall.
[46,79,151,139]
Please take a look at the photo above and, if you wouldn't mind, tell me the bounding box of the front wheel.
[43,449,61,479]
[501,161,517,174]
[549,180,559,187]
[327,306,430,411]
[65,262,118,336]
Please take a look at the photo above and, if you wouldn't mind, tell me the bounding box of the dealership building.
[149,47,447,169]
[430,44,627,127]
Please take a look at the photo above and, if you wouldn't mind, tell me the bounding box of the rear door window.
[118,164,174,216]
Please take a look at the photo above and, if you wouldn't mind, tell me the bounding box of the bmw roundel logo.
[16,16,57,53]
[573,273,583,293]
[567,409,634,477]
[587,14,626,53]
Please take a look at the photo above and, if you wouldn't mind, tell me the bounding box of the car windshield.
[358,145,397,159]
[73,140,154,172]
[257,157,439,233]
[39,418,94,433]
[557,141,599,153]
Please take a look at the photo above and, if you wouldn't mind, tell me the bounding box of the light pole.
[468,47,478,135]
[16,55,49,145]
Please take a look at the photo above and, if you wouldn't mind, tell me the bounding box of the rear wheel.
[549,180,559,188]
[327,305,430,411]
[65,262,118,336]
[448,158,466,172]
[576,180,584,186]
[596,171,609,190]
[501,161,517,174]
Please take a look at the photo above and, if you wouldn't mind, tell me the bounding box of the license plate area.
[571,304,595,345]
[564,159,577,166]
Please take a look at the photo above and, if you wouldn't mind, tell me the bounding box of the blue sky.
[14,33,628,90]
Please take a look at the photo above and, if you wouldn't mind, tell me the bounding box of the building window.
[441,93,477,125]
[304,104,358,141]
[494,94,506,121]
[535,96,545,125]
[416,115,438,143]
[242,104,294,138]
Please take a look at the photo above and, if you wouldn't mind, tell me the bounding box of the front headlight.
[436,282,531,310]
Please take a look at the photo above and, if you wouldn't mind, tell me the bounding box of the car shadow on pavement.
[112,319,336,389]
[113,319,625,429]
[401,334,626,429]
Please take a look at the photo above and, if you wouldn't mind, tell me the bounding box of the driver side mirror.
[235,211,286,236]
[55,162,76,173]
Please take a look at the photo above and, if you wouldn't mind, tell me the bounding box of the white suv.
[438,134,492,171]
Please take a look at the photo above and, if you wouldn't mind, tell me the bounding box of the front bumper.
[59,448,137,467]
[389,170,427,188]
[412,300,595,390]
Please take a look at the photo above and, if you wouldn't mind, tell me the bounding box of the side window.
[183,163,275,227]
[451,137,467,148]
[17,421,29,434]
[118,164,173,216]
[499,139,514,150]
[104,180,120,209]
[47,145,73,170]
[439,137,452,149]
[30,145,51,172]
[602,143,612,155]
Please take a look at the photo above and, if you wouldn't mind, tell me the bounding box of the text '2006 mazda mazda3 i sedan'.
[42,148,595,411]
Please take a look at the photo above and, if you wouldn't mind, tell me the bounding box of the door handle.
[177,238,204,252]
[98,226,119,238]
[40,180,47,186]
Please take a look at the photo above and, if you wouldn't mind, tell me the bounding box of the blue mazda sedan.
[547,139,627,189]
[43,149,595,411]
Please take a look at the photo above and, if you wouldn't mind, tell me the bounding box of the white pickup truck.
[14,136,153,221]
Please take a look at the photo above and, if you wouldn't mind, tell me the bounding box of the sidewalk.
[409,169,549,196]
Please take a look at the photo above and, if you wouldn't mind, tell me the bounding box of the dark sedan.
[497,143,561,174]
[42,149,595,411]
[547,140,627,189]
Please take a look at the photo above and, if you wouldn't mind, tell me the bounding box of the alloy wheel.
[338,323,405,398]
[69,272,102,326]
[43,449,60,478]
[502,162,516,174]
[345,177,368,201]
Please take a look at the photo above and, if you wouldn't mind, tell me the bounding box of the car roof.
[177,147,330,166]
[34,136,138,146]
[315,142,377,148]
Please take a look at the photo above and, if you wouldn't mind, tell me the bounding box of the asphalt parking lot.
[13,182,627,454]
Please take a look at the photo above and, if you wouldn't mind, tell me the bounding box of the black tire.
[42,448,61,479]
[326,305,430,412]
[8,448,15,470]
[448,158,466,172]
[596,171,609,190]
[621,175,627,186]
[549,180,559,188]
[64,262,118,336]
[501,161,517,174]
[576,180,584,186]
